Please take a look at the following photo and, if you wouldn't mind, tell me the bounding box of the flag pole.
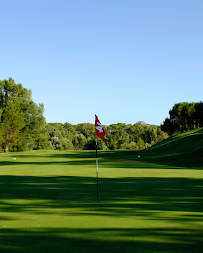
[95,114,105,203]
[95,115,99,203]
[96,134,99,203]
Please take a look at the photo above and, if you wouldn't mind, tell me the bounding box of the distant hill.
[136,121,150,126]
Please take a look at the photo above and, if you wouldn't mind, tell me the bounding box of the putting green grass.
[0,129,203,253]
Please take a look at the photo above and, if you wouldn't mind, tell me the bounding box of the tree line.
[4,78,203,152]
[46,121,168,151]
[161,102,203,135]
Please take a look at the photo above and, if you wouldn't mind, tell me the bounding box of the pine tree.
[0,101,25,153]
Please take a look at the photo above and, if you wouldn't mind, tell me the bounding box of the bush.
[59,138,74,150]
[136,137,145,150]
[72,134,87,149]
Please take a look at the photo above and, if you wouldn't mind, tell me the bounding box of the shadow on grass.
[0,174,203,252]
[1,227,203,253]
[0,175,203,215]
[1,149,203,252]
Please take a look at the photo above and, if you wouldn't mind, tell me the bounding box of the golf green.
[0,149,203,253]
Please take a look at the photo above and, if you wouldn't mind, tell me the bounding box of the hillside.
[96,127,203,168]
[142,127,203,167]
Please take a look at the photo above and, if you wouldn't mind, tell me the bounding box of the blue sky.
[1,0,203,126]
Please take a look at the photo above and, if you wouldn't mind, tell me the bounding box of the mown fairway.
[0,130,203,253]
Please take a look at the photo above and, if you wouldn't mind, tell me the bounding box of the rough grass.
[0,128,203,253]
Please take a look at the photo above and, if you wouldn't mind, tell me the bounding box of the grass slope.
[143,127,203,167]
[0,129,203,253]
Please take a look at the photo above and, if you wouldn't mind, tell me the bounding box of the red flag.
[95,115,105,140]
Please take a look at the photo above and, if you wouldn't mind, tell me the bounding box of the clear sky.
[1,0,203,126]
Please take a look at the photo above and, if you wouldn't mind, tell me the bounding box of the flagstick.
[96,135,99,203]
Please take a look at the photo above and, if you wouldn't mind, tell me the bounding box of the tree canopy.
[0,78,48,152]
[161,102,203,134]
[4,78,203,152]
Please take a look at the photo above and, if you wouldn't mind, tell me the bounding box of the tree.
[63,122,77,141]
[0,101,25,153]
[0,78,48,150]
[193,102,203,128]
[75,123,95,139]
[105,132,117,150]
[126,124,144,142]
[72,134,87,149]
[136,137,145,150]
[47,124,74,150]
[24,102,49,150]
[161,102,199,134]
[105,129,129,150]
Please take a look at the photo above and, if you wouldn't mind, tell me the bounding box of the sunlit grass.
[0,128,203,253]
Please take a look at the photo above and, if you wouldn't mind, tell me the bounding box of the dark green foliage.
[46,122,168,151]
[85,137,105,150]
[48,122,168,150]
[72,134,87,149]
[136,137,145,149]
[63,122,77,141]
[0,78,48,151]
[161,117,178,135]
[105,129,129,150]
[75,123,95,138]
[47,124,74,150]
[194,102,203,128]
[161,102,203,134]
[0,101,25,152]
[126,124,144,142]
